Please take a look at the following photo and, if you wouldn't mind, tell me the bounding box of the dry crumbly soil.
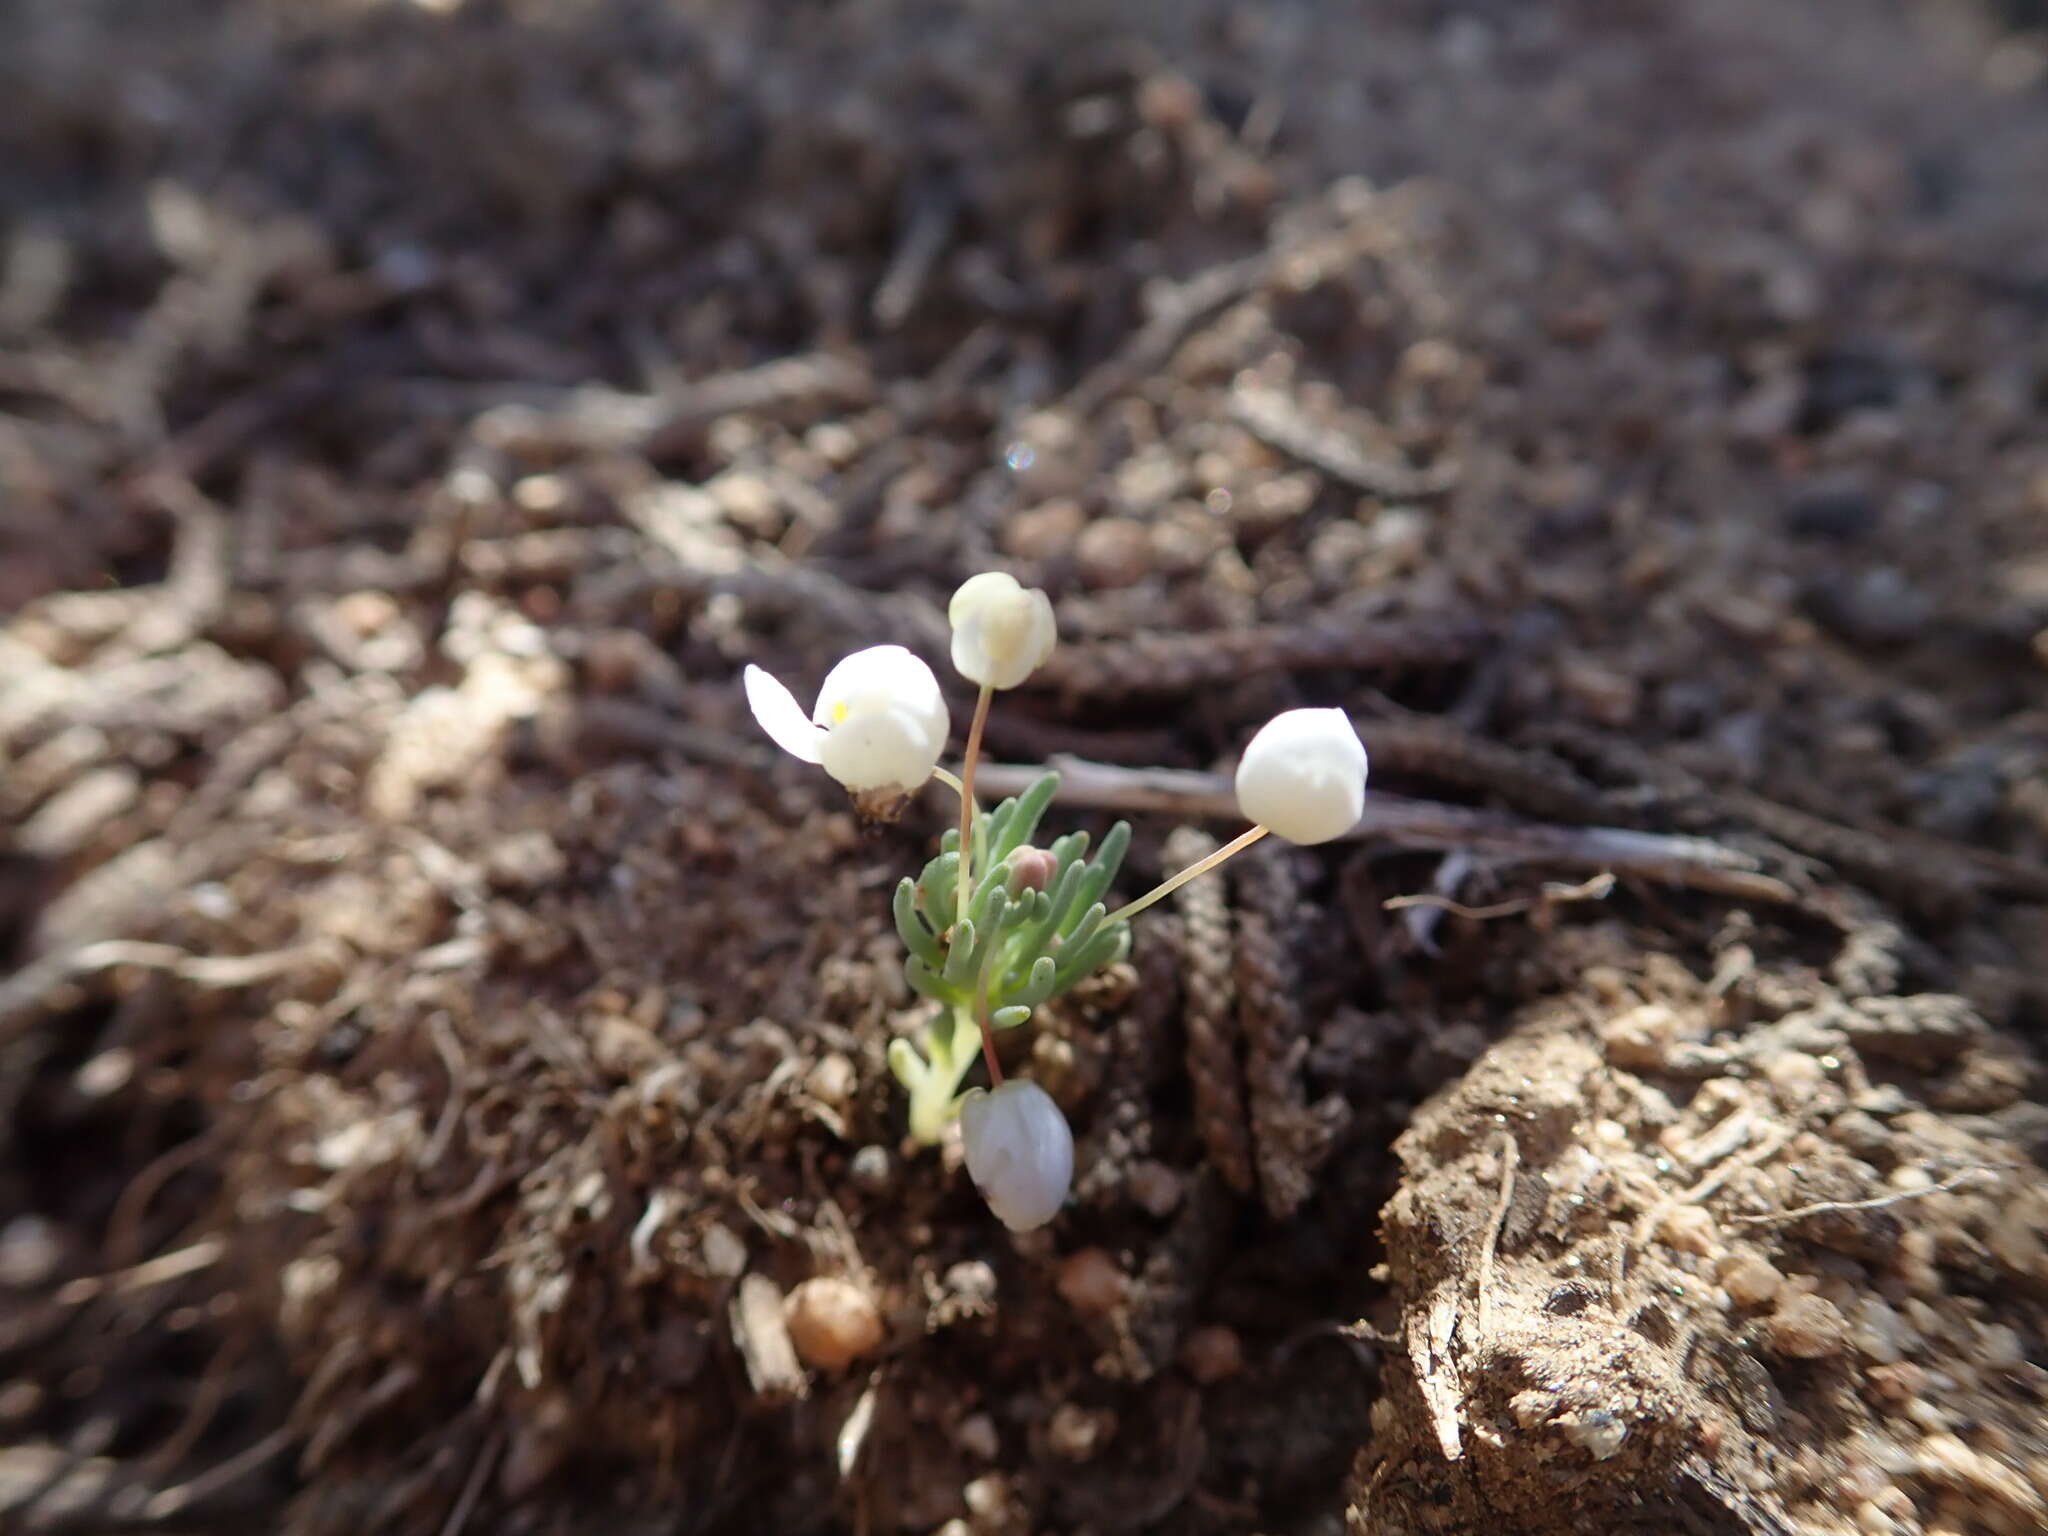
[2,1,2048,1533]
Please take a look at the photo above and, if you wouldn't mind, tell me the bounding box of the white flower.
[1234,707,1368,845]
[743,645,950,795]
[949,572,1056,689]
[960,1080,1073,1232]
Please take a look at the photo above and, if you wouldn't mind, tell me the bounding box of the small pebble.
[1598,1003,1688,1071]
[805,1052,856,1110]
[1718,1253,1784,1308]
[1003,498,1085,561]
[1851,1296,1911,1364]
[1047,1402,1117,1461]
[1764,1292,1850,1358]
[1657,1203,1720,1258]
[955,1412,999,1461]
[700,1223,747,1280]
[0,1217,62,1290]
[1180,1325,1244,1384]
[1055,1248,1127,1316]
[1978,1322,2024,1369]
[1075,517,1151,589]
[1126,1160,1183,1217]
[783,1277,885,1372]
[849,1144,893,1194]
[963,1474,1009,1520]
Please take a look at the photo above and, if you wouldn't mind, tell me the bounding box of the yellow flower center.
[831,701,850,725]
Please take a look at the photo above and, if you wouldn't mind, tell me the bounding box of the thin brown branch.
[968,757,1798,904]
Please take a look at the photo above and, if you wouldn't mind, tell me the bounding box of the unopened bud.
[1005,846,1059,894]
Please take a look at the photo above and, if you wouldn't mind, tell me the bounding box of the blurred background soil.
[2,1,2047,1532]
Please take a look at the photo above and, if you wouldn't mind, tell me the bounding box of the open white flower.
[1235,707,1368,845]
[949,572,1056,689]
[960,1079,1073,1232]
[743,645,950,796]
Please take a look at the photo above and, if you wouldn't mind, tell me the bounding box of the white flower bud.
[948,572,1056,689]
[959,1080,1073,1232]
[743,644,950,795]
[1234,707,1368,845]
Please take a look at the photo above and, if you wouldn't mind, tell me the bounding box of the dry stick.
[1474,1133,1520,1338]
[1726,1167,1989,1226]
[0,939,326,1040]
[969,757,1798,904]
[142,1426,296,1521]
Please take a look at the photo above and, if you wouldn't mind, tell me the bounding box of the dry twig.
[971,757,1799,904]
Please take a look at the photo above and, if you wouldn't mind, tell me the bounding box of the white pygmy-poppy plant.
[1234,707,1369,845]
[743,645,951,809]
[959,1080,1073,1232]
[949,572,1056,690]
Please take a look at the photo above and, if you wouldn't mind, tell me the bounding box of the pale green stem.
[905,1004,982,1144]
[1103,823,1270,929]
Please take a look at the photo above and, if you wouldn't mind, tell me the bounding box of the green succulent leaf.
[894,878,945,968]
[905,955,953,1003]
[1063,821,1130,935]
[886,1037,925,1090]
[1053,922,1130,993]
[1012,954,1058,1009]
[941,918,981,986]
[918,851,960,933]
[988,773,1060,865]
[1062,900,1107,956]
[990,1004,1032,1029]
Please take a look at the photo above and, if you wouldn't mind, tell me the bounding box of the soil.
[2,1,2046,1533]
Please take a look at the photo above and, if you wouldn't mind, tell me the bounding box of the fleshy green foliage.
[892,772,1131,1021]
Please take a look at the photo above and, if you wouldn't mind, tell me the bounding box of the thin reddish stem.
[954,682,994,934]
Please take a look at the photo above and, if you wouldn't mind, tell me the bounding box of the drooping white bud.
[1234,707,1368,845]
[948,572,1056,689]
[743,644,950,796]
[959,1080,1073,1232]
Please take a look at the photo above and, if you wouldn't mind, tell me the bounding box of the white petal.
[949,572,1056,689]
[960,1080,1073,1232]
[819,702,944,793]
[1234,707,1368,845]
[743,664,826,764]
[814,645,944,728]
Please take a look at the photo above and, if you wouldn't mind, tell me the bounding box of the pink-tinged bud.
[1005,846,1060,895]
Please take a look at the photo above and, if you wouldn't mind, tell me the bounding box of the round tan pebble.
[1764,1292,1850,1358]
[1760,1050,1828,1099]
[1978,1322,2024,1369]
[1598,1002,1687,1071]
[1718,1254,1784,1308]
[1055,1248,1127,1316]
[805,1052,856,1110]
[1047,1402,1117,1461]
[963,1474,1009,1520]
[955,1412,999,1462]
[1865,1361,1924,1405]
[1137,72,1202,131]
[1657,1203,1720,1257]
[1126,1160,1183,1217]
[1180,1325,1244,1384]
[1002,497,1085,561]
[1075,517,1151,589]
[783,1277,884,1372]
